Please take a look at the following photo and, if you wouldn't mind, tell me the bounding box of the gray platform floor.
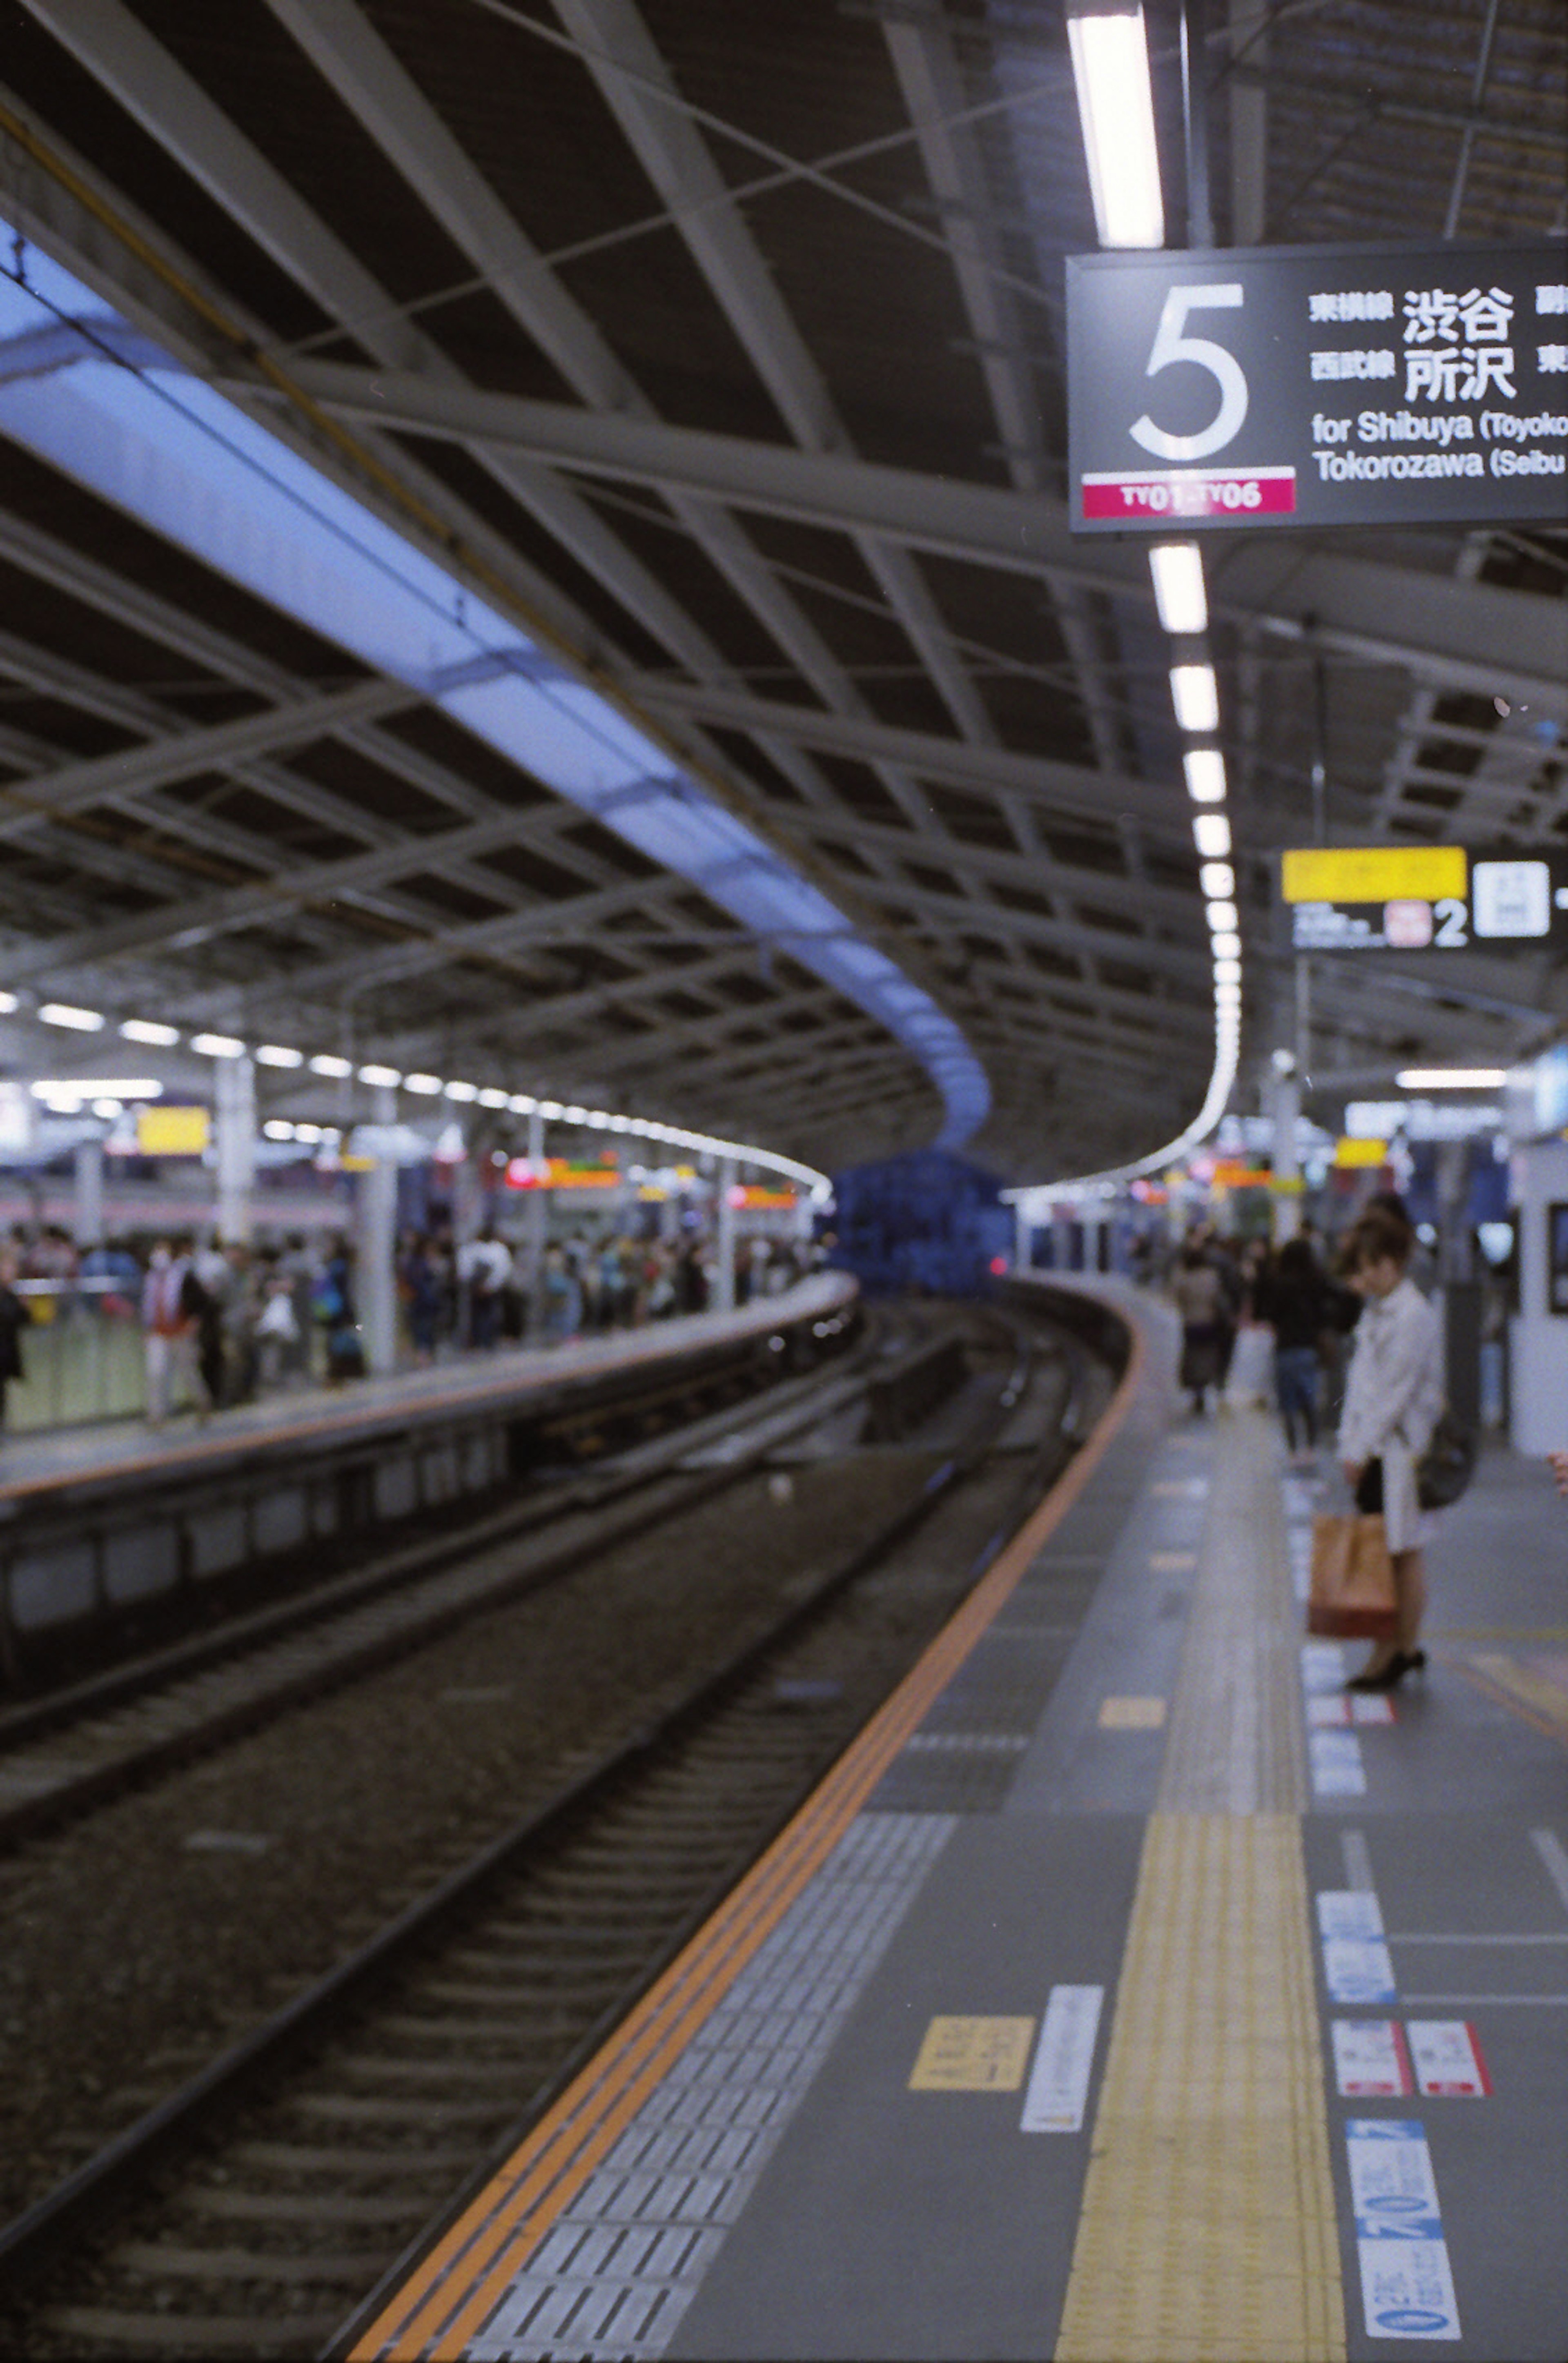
[366,1287,1567,2363]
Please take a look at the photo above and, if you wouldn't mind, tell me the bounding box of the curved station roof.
[0,0,1563,1182]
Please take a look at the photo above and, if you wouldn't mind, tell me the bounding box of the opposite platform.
[0,1275,857,1512]
[346,1281,1566,2363]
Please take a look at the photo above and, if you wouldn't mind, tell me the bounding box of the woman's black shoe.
[1347,1650,1419,1693]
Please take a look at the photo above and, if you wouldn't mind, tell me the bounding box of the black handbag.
[1416,1408,1476,1510]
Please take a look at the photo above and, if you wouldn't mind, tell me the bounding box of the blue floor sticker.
[1346,2119,1461,2341]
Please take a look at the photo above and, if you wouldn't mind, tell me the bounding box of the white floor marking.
[1406,2021,1490,2096]
[1341,1829,1376,1893]
[1308,1728,1367,1794]
[1302,1640,1349,1693]
[1530,1827,1568,1915]
[1310,1693,1395,1727]
[1332,2019,1412,2097]
[1399,1991,1568,2005]
[1319,1889,1385,1940]
[1386,1931,1568,1944]
[1348,2120,1461,2341]
[1019,1984,1103,2133]
[1319,1889,1396,2003]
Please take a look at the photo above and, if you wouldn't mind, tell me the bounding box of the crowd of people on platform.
[0,1217,815,1435]
[1161,1202,1430,1457]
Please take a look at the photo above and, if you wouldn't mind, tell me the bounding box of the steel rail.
[0,1302,1085,2337]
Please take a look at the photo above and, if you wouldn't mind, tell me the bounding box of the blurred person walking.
[458,1226,511,1350]
[1172,1236,1225,1416]
[0,1249,30,1437]
[399,1234,445,1363]
[140,1237,198,1427]
[1255,1236,1329,1462]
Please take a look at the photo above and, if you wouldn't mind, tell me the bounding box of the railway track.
[0,1303,917,1850]
[0,1298,1103,2360]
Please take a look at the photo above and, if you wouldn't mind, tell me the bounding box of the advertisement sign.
[504,1154,619,1191]
[1279,842,1568,954]
[1067,241,1568,532]
[136,1104,209,1156]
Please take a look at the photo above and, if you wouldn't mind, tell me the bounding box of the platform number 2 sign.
[1129,284,1248,461]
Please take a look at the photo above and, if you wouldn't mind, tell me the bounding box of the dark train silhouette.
[825,1151,1011,1298]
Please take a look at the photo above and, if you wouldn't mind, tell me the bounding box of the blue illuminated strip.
[0,233,989,1148]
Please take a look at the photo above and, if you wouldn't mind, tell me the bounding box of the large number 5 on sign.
[1129,283,1248,461]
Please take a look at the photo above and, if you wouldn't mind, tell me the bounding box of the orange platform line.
[350,1287,1148,2363]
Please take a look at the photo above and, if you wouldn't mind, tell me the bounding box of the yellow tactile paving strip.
[1056,1412,1344,2363]
[1157,1409,1305,1817]
[1055,1814,1343,2363]
[350,1292,1147,2363]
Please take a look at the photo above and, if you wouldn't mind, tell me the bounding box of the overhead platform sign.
[1280,843,1568,953]
[1067,241,1568,532]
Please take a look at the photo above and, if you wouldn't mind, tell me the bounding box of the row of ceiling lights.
[0,994,831,1196]
[1028,4,1243,1198]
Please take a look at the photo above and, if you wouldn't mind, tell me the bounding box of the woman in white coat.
[1339,1207,1445,1690]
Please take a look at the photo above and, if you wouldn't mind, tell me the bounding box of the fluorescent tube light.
[0,991,17,1014]
[477,1087,510,1109]
[1067,5,1165,249]
[1183,749,1227,803]
[309,1053,352,1078]
[255,1044,303,1068]
[1394,1067,1506,1090]
[32,1077,160,1100]
[263,1120,295,1140]
[120,1018,180,1046]
[1150,541,1207,635]
[1205,900,1239,933]
[1171,664,1220,734]
[1193,813,1231,859]
[444,1080,479,1102]
[39,1002,104,1031]
[403,1073,443,1096]
[1199,863,1235,900]
[358,1063,401,1088]
[191,1032,245,1058]
[508,1094,537,1115]
[1211,930,1242,959]
[1213,958,1242,985]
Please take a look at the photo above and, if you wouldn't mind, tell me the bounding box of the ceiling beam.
[764,810,1195,931]
[0,809,577,983]
[242,873,691,1009]
[848,873,1209,985]
[629,679,1188,836]
[257,361,1568,710]
[0,678,415,846]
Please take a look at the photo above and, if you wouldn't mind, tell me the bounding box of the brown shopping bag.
[1307,1513,1399,1639]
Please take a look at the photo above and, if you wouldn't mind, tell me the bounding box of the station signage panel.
[1279,843,1568,954]
[504,1153,619,1190]
[136,1104,209,1156]
[1067,241,1568,532]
